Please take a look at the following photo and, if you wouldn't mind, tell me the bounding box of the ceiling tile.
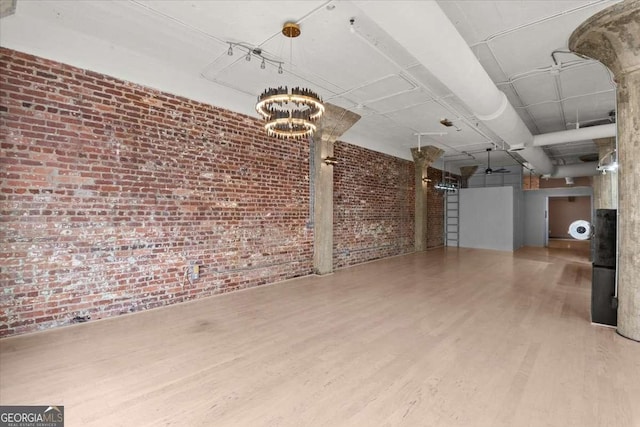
[405,64,452,98]
[136,1,325,45]
[384,101,451,131]
[527,103,565,133]
[559,62,615,97]
[487,3,619,77]
[512,72,558,106]
[202,59,341,99]
[367,88,433,114]
[562,92,616,127]
[347,74,416,104]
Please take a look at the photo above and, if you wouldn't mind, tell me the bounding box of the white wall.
[467,165,522,189]
[459,187,515,252]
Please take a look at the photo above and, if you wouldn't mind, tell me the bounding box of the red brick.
[0,46,434,338]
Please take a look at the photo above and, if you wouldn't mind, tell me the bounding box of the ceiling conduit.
[546,162,599,178]
[356,1,557,174]
[536,122,616,177]
[533,123,616,146]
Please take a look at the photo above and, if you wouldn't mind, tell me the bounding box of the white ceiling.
[0,0,619,171]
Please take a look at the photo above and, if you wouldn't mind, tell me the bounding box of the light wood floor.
[1,247,639,427]
[547,238,591,251]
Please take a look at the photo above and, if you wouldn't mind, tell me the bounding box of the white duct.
[356,1,554,175]
[533,123,616,146]
[543,161,599,178]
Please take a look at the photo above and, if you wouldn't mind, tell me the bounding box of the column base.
[616,329,640,343]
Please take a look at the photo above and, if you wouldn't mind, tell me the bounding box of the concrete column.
[411,146,444,251]
[570,1,640,341]
[312,104,360,275]
[459,166,479,188]
[593,137,618,209]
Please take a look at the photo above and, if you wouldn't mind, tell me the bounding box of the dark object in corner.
[591,209,617,327]
[72,315,91,323]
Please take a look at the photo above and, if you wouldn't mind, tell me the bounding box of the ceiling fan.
[485,148,509,174]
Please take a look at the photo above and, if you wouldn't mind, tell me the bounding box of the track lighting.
[226,41,285,75]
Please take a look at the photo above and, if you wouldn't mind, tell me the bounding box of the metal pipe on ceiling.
[543,161,599,178]
[533,123,616,146]
[355,0,555,175]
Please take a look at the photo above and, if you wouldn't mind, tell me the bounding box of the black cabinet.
[591,209,617,326]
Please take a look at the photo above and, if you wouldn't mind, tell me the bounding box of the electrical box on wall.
[189,261,200,281]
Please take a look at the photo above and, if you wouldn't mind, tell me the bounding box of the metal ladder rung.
[444,192,460,248]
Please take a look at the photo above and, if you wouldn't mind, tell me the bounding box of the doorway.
[546,195,592,250]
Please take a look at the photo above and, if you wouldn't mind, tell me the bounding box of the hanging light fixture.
[434,162,459,193]
[255,22,324,139]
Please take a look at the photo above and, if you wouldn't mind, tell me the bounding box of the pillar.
[459,165,479,188]
[593,137,618,209]
[411,146,444,251]
[570,1,640,341]
[312,104,360,275]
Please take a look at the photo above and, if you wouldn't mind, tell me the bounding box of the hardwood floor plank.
[1,247,639,426]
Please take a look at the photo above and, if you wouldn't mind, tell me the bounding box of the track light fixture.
[225,41,283,72]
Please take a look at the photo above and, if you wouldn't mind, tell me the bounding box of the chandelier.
[255,23,324,139]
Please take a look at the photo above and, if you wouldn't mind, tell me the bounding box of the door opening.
[546,195,592,251]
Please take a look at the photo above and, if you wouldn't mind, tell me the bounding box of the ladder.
[445,191,460,247]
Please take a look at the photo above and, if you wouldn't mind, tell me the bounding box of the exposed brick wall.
[523,175,593,190]
[333,142,414,268]
[523,174,541,190]
[0,48,314,337]
[0,48,442,338]
[425,167,445,248]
